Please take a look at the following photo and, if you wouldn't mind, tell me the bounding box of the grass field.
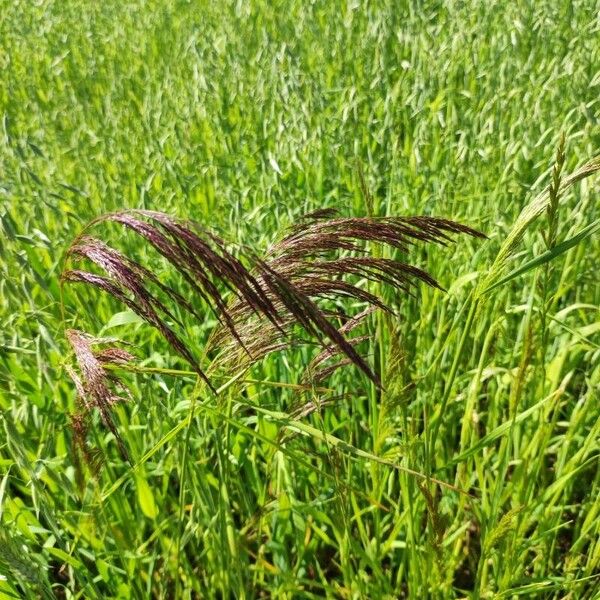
[1,1,599,598]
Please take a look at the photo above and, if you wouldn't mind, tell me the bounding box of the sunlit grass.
[0,1,599,598]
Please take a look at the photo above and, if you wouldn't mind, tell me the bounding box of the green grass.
[1,0,599,598]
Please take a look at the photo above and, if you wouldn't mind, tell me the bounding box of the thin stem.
[103,362,334,393]
[174,376,203,597]
[429,297,478,465]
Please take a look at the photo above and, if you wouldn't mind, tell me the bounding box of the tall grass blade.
[481,217,600,294]
[477,156,600,297]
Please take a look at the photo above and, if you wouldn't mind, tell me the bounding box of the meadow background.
[1,0,599,598]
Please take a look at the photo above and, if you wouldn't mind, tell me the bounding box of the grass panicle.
[63,209,484,393]
[60,209,483,465]
[65,329,134,464]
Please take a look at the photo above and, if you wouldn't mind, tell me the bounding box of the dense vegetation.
[1,1,599,598]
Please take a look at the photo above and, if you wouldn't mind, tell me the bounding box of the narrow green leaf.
[103,310,145,330]
[477,157,600,297]
[482,218,600,294]
[442,391,556,469]
[135,475,158,520]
